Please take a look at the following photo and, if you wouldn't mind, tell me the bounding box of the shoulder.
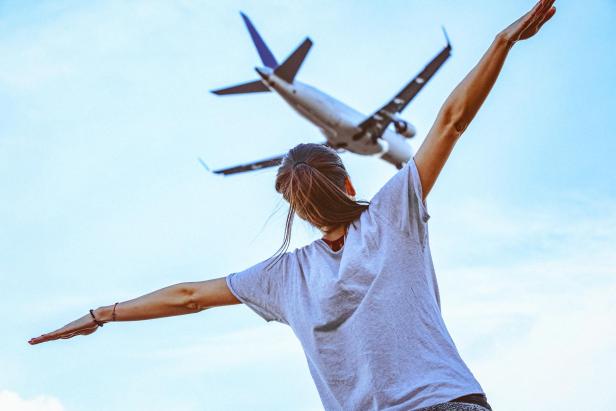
[370,158,420,201]
[361,158,430,247]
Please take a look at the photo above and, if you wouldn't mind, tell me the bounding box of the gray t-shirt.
[226,158,485,410]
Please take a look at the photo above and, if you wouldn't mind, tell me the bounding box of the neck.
[321,224,347,241]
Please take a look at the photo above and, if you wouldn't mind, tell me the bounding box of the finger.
[29,333,54,344]
[29,323,94,344]
[29,329,80,344]
[523,0,548,29]
[28,337,42,345]
[39,332,62,342]
[530,0,546,17]
[50,324,96,340]
[538,0,556,19]
[537,6,556,28]
[44,328,68,340]
[59,331,81,339]
[61,326,97,339]
[35,331,57,341]
[529,1,555,34]
[526,0,553,32]
[531,0,551,23]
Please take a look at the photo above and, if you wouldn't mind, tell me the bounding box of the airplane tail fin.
[240,12,278,69]
[274,38,312,83]
[211,13,311,95]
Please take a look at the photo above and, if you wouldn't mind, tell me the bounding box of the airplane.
[203,12,451,175]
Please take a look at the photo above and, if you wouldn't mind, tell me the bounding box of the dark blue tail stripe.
[240,12,278,69]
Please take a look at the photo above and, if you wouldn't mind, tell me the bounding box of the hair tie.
[293,161,309,168]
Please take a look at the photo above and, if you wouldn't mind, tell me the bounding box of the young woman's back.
[227,158,484,410]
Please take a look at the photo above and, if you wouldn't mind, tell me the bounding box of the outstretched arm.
[28,277,239,345]
[414,0,556,200]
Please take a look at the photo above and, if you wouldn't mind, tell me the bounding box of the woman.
[29,2,556,410]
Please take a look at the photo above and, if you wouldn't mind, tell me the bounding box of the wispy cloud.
[474,283,616,410]
[0,390,64,411]
[135,323,303,372]
[427,196,616,410]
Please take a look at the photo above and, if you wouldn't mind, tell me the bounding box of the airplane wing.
[200,154,286,176]
[353,29,452,142]
[200,142,334,176]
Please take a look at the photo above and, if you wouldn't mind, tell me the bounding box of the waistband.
[449,393,492,410]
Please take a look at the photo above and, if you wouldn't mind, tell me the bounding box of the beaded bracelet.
[89,309,105,327]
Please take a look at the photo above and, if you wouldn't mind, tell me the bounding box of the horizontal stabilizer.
[274,37,313,83]
[211,80,269,95]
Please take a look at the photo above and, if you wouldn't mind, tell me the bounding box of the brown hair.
[266,143,370,270]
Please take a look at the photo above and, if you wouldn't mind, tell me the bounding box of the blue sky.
[1,1,615,410]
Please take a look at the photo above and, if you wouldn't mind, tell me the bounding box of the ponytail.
[265,143,369,270]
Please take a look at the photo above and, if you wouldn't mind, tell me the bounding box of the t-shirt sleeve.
[225,255,290,324]
[369,156,430,235]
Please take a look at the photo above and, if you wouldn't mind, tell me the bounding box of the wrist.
[94,305,113,323]
[495,31,515,50]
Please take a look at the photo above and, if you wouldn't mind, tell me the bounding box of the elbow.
[179,284,206,313]
[453,119,468,135]
[439,106,467,140]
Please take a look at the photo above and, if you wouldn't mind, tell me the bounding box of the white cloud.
[137,323,304,372]
[0,391,64,411]
[474,284,616,411]
[427,196,616,411]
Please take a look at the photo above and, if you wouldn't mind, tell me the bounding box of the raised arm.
[28,277,239,345]
[414,0,556,200]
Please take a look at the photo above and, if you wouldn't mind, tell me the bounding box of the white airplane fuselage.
[256,67,414,166]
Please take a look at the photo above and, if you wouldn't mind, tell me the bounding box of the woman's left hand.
[500,0,556,45]
[28,313,101,345]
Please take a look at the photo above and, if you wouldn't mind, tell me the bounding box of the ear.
[344,176,356,197]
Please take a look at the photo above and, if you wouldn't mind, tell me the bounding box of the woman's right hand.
[28,312,100,345]
[499,0,556,46]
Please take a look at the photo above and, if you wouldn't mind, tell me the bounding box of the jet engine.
[393,119,416,138]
